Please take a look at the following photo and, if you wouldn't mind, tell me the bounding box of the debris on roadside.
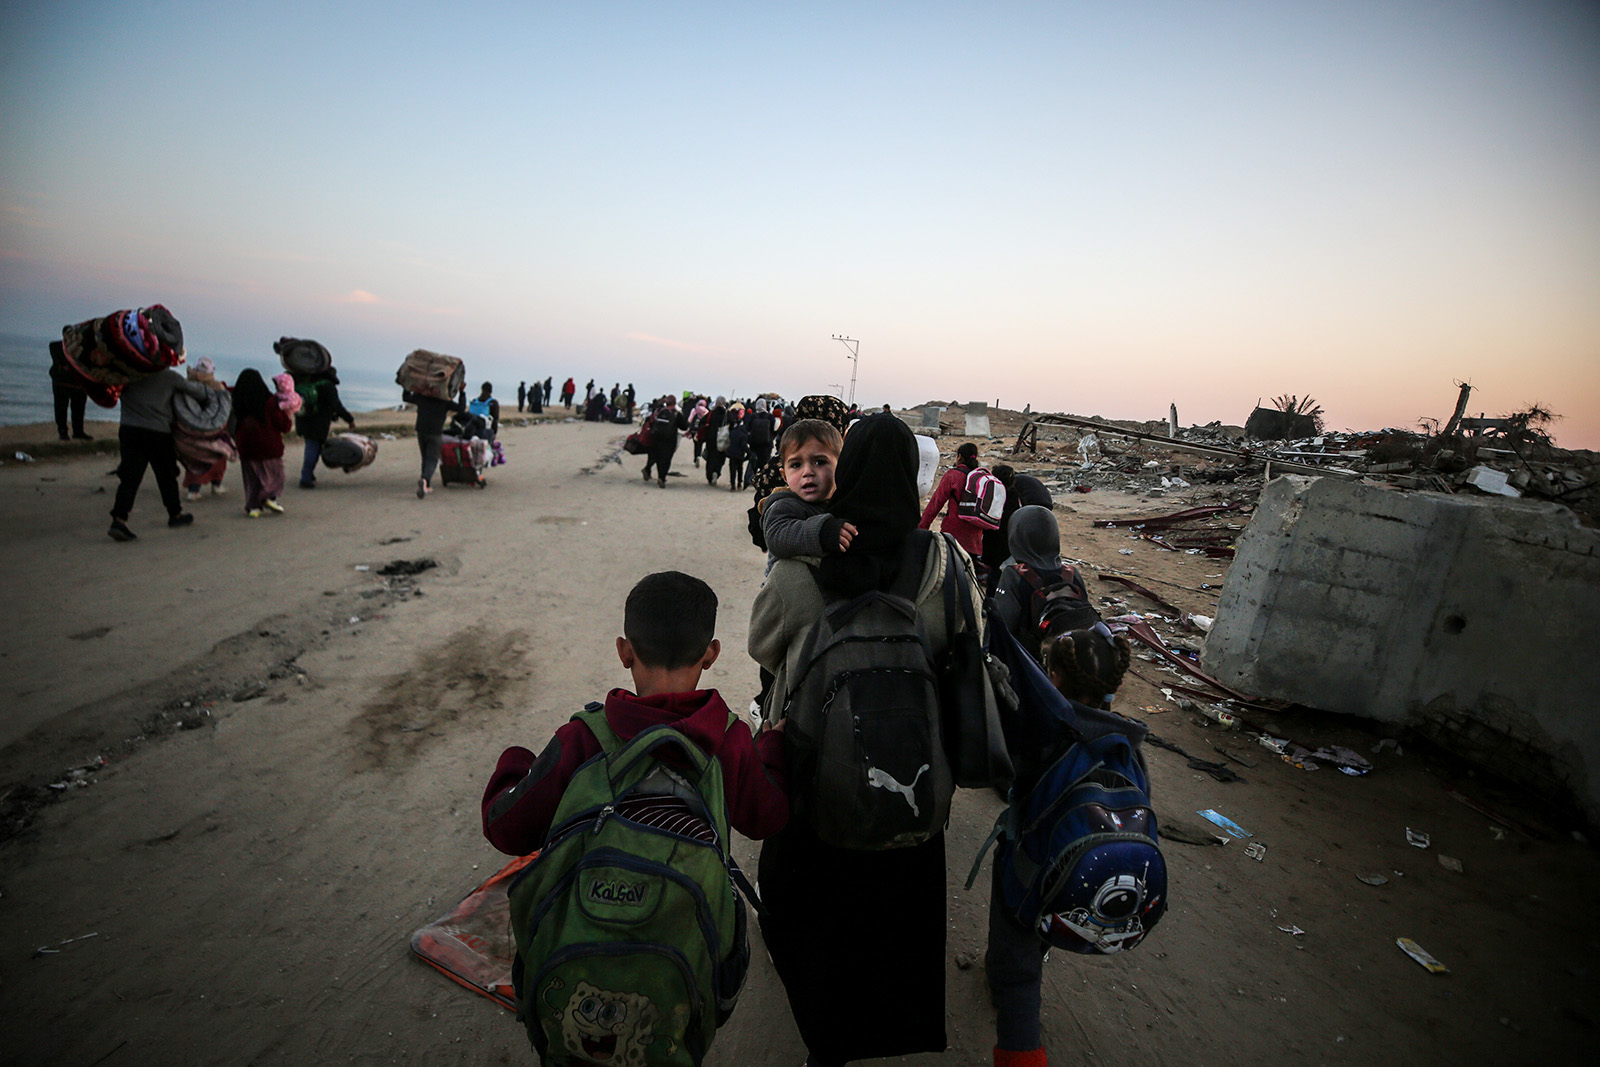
[1397,937,1449,974]
[1000,385,1596,526]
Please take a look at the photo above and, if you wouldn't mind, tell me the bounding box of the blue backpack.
[969,620,1167,954]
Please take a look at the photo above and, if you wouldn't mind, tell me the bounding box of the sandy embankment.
[0,416,1595,1067]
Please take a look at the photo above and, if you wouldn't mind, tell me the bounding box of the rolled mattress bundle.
[173,387,233,435]
[321,432,378,473]
[174,423,238,466]
[56,305,186,406]
[396,349,464,401]
[275,337,333,377]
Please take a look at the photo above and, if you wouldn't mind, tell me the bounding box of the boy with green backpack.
[481,571,789,1065]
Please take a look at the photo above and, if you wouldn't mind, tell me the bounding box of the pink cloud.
[338,289,383,305]
[624,331,721,355]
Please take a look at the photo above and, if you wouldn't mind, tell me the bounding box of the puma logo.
[866,764,930,816]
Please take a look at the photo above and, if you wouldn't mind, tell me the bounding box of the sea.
[0,332,406,428]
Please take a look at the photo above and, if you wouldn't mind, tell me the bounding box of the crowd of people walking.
[477,393,1140,1066]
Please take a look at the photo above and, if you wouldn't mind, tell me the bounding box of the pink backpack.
[957,466,1007,529]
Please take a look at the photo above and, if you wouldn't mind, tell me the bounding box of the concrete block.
[964,414,991,437]
[1204,476,1600,823]
[1465,465,1521,497]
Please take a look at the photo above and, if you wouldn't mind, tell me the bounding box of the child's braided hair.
[1042,628,1132,707]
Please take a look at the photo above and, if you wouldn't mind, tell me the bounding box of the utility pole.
[832,335,859,406]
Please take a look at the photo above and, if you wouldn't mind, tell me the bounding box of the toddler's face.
[783,442,838,503]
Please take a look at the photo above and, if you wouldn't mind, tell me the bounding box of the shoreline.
[0,407,574,460]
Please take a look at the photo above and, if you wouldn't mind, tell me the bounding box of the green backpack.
[507,705,753,1066]
[293,379,321,417]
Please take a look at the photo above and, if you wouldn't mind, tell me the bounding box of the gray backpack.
[780,531,953,849]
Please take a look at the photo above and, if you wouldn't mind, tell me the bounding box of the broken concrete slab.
[1203,476,1600,824]
[919,405,944,435]
[964,414,991,437]
[1464,465,1521,497]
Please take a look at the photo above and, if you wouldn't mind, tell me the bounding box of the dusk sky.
[3,1,1597,446]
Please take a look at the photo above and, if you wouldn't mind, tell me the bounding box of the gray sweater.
[760,490,844,571]
[119,369,210,434]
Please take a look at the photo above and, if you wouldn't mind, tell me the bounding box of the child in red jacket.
[483,571,788,855]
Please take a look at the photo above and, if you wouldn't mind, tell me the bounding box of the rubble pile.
[977,407,1597,526]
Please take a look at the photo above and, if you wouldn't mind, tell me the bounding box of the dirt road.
[1,417,1594,1066]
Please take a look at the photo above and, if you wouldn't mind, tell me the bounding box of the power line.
[831,335,859,405]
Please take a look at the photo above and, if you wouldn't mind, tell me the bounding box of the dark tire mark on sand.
[353,624,529,771]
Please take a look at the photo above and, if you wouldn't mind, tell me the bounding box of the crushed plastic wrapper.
[1397,938,1448,974]
[1437,854,1464,874]
[1309,746,1373,775]
[1406,828,1431,849]
[1196,809,1252,838]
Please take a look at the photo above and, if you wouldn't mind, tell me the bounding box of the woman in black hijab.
[748,413,981,1065]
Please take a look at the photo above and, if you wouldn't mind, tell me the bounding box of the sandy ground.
[1,415,1596,1067]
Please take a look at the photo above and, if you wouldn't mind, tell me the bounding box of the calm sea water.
[0,332,406,427]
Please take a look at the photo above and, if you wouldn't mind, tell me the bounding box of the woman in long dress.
[749,413,984,1065]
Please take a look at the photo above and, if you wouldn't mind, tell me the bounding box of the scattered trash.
[1489,826,1508,841]
[1156,815,1229,846]
[1244,842,1267,862]
[1278,925,1305,936]
[378,558,438,577]
[1212,745,1257,769]
[33,932,99,957]
[1357,873,1389,886]
[1188,613,1214,632]
[1196,809,1253,838]
[15,451,35,462]
[1437,854,1464,874]
[1396,938,1448,974]
[349,616,361,625]
[1308,746,1373,775]
[1118,548,1135,555]
[1406,828,1431,849]
[1186,701,1238,730]
[1372,738,1402,754]
[354,564,370,572]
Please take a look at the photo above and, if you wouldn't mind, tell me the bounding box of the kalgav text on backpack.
[508,706,751,1066]
[781,530,954,850]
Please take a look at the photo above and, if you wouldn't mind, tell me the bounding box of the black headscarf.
[816,413,921,598]
[232,368,272,422]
